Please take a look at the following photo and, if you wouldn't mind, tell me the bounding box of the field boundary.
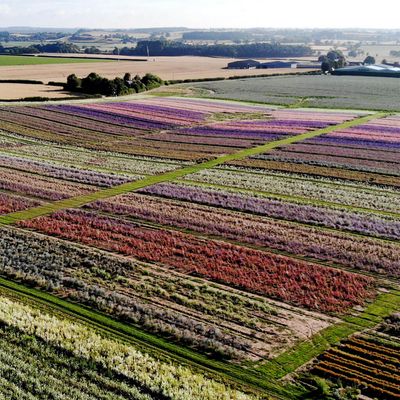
[0,111,387,225]
[252,290,400,379]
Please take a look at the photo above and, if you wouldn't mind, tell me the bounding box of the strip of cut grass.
[253,291,400,379]
[0,55,111,66]
[0,112,387,225]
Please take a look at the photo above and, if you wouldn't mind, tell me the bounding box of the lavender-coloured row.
[280,143,400,163]
[176,126,287,140]
[0,154,138,187]
[0,167,95,200]
[104,102,207,123]
[22,106,148,137]
[184,168,400,213]
[140,183,400,240]
[51,105,175,130]
[307,136,400,150]
[255,153,400,176]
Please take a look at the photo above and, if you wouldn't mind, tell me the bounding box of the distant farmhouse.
[227,59,319,70]
[333,64,400,77]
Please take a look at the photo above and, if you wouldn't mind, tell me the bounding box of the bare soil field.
[0,55,317,84]
[0,83,78,100]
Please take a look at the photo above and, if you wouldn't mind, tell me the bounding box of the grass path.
[0,111,387,225]
[253,290,400,379]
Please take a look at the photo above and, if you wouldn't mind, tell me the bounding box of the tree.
[363,56,376,65]
[65,74,81,91]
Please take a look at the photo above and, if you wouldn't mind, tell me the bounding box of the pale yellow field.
[0,55,317,83]
[0,83,78,100]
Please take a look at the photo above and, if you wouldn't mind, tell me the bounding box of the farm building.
[333,64,400,77]
[259,61,298,69]
[227,59,260,69]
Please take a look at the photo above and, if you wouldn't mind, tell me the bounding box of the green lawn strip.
[0,275,298,400]
[253,291,400,380]
[177,179,400,219]
[0,112,387,226]
[0,55,112,66]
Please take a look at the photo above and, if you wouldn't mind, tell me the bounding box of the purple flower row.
[254,153,400,175]
[21,106,146,137]
[139,183,400,240]
[282,143,400,163]
[108,102,207,122]
[48,105,174,130]
[0,155,137,187]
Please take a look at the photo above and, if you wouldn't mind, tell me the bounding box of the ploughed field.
[0,97,399,400]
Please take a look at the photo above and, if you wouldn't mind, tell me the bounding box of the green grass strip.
[0,112,387,225]
[254,291,400,379]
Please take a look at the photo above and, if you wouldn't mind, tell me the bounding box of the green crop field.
[185,74,400,111]
[0,55,111,66]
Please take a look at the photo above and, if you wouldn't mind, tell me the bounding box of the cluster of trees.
[65,72,163,96]
[115,40,313,58]
[319,50,381,72]
[0,42,80,54]
[319,50,347,72]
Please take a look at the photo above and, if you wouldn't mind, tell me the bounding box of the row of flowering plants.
[140,182,400,240]
[183,167,400,213]
[0,295,257,400]
[88,192,400,277]
[0,225,338,361]
[0,167,96,200]
[18,209,376,314]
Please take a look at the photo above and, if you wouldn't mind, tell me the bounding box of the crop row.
[86,101,208,125]
[125,97,273,114]
[18,105,154,137]
[256,150,400,176]
[229,158,400,188]
[0,192,42,215]
[7,142,184,174]
[1,225,323,360]
[0,167,95,200]
[0,153,139,187]
[0,322,154,400]
[18,209,375,313]
[140,182,400,240]
[89,192,400,277]
[280,142,400,164]
[184,168,400,213]
[314,335,400,399]
[0,295,256,400]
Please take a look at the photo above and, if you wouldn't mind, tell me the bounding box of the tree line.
[115,40,313,58]
[0,42,80,55]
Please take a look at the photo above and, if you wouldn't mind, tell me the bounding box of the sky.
[0,0,399,29]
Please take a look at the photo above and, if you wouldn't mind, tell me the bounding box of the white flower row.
[0,296,258,400]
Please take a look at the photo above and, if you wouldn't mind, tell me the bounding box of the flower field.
[0,97,398,399]
[0,293,256,400]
